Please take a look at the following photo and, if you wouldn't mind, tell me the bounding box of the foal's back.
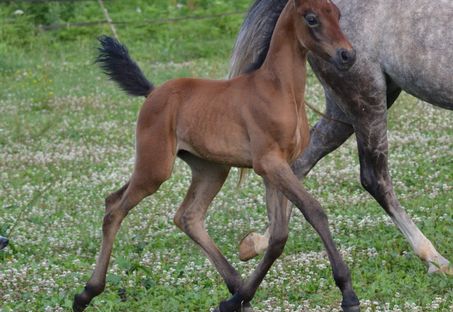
[147,71,305,168]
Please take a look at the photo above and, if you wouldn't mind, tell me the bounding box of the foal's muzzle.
[0,236,8,250]
[334,48,356,71]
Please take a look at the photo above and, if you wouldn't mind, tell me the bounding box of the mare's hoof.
[428,263,453,276]
[342,305,360,312]
[239,232,259,261]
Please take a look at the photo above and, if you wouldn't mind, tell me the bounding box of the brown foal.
[73,1,359,311]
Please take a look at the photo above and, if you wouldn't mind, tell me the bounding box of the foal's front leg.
[223,157,360,312]
[239,99,354,261]
[218,178,290,312]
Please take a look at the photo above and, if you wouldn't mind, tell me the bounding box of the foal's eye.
[304,14,319,27]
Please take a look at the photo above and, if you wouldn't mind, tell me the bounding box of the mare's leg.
[221,157,359,312]
[174,152,245,298]
[293,93,354,178]
[294,76,400,178]
[73,127,176,312]
[314,62,451,273]
[353,104,452,274]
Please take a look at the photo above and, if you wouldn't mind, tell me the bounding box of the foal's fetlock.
[73,283,104,312]
[219,293,244,312]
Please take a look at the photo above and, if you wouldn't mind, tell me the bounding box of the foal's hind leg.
[73,129,176,312]
[175,153,253,310]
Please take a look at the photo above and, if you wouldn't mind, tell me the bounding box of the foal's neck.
[260,4,307,103]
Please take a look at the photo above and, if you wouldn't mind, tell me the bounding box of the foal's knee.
[102,206,129,231]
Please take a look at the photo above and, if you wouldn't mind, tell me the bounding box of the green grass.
[0,1,452,311]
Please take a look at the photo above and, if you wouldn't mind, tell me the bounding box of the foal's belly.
[176,123,253,168]
[176,141,253,168]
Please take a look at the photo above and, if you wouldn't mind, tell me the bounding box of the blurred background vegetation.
[0,0,250,63]
[0,0,252,104]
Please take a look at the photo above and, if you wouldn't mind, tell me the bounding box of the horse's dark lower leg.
[239,99,353,261]
[219,179,290,312]
[175,153,246,306]
[271,160,358,310]
[73,181,153,312]
[292,189,359,311]
[225,159,359,312]
[73,131,175,312]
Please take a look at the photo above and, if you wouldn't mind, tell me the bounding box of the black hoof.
[242,302,254,312]
[214,303,252,312]
[342,305,360,312]
[218,293,243,312]
[73,293,90,312]
[0,236,8,250]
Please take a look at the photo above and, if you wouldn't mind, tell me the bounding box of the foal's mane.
[229,0,289,77]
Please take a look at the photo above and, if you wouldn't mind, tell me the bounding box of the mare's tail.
[96,36,154,97]
[228,0,288,78]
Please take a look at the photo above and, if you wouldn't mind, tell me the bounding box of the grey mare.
[230,0,452,274]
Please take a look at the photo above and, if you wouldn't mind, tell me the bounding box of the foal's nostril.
[337,48,355,64]
[335,48,356,70]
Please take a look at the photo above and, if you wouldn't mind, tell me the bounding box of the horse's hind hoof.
[212,304,253,312]
[0,236,8,250]
[73,293,90,312]
[242,302,254,312]
[342,305,360,312]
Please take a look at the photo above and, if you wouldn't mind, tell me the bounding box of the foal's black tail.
[96,36,154,97]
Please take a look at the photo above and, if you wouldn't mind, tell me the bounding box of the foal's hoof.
[239,232,263,261]
[213,302,253,312]
[72,293,90,312]
[342,305,360,312]
[217,293,244,312]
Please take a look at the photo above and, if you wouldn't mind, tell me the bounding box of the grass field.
[0,1,452,311]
